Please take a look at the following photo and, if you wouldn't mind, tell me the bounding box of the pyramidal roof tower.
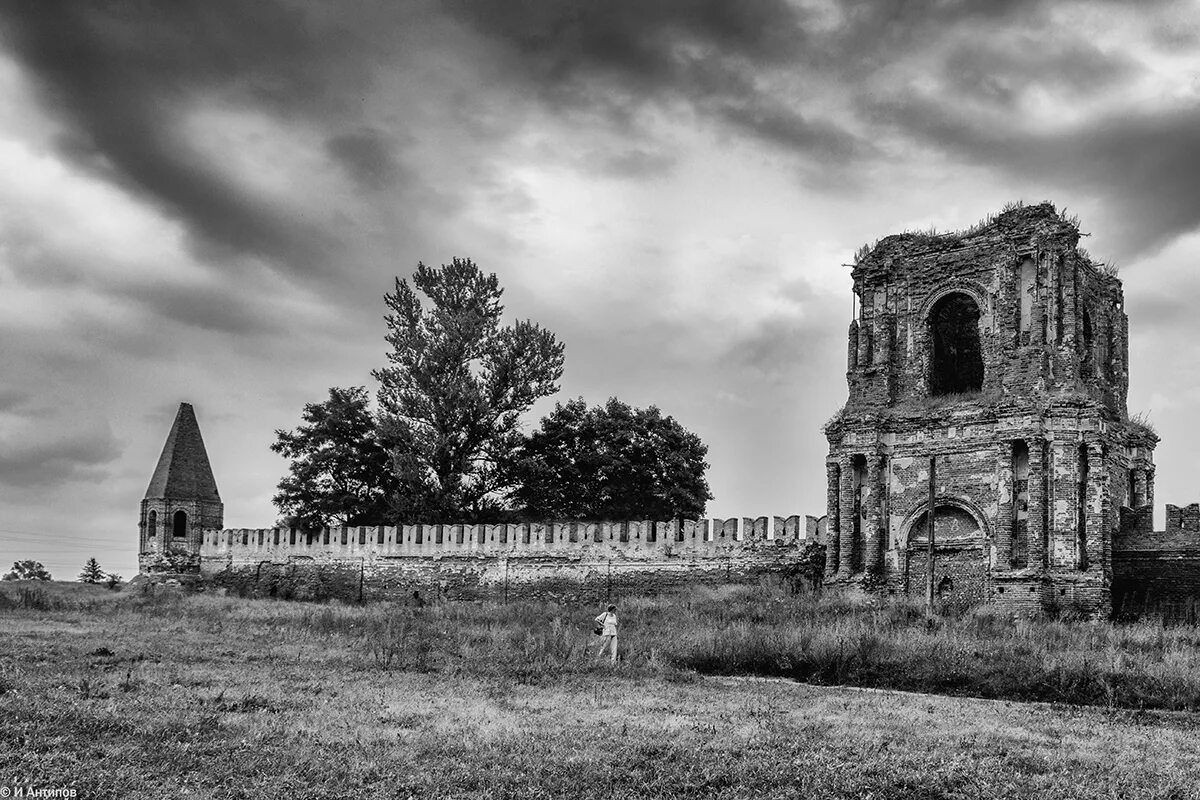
[139,403,223,573]
[146,403,221,501]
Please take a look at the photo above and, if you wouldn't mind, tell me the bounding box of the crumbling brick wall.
[826,203,1156,617]
[1114,503,1200,616]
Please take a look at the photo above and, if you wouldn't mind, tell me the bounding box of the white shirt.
[595,611,618,636]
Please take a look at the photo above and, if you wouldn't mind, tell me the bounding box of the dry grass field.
[4,581,1200,798]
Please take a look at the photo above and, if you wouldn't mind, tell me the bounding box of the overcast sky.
[3,0,1200,580]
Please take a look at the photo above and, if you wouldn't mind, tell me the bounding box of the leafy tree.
[373,258,564,521]
[271,386,398,528]
[2,560,51,581]
[78,557,104,584]
[508,397,712,521]
[105,572,123,590]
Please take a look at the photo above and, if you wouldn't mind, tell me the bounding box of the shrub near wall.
[208,562,364,602]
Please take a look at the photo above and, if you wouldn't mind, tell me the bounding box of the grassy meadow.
[4,580,1200,798]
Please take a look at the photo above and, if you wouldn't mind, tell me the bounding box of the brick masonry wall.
[186,517,816,603]
[1113,508,1200,615]
[825,204,1157,618]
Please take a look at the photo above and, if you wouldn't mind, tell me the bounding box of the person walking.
[594,604,618,663]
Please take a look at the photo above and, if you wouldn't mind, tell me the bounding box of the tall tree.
[271,386,397,528]
[373,258,565,521]
[2,560,51,581]
[508,397,712,521]
[78,557,104,584]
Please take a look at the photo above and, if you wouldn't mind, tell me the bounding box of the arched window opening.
[147,510,157,538]
[172,510,187,538]
[929,293,984,395]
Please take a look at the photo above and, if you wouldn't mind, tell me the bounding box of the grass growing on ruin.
[6,582,1200,797]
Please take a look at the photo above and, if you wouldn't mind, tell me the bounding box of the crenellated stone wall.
[176,516,825,603]
[1113,503,1200,617]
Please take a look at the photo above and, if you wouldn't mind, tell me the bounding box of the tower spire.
[139,402,223,574]
[145,402,220,501]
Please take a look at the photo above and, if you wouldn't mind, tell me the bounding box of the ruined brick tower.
[824,203,1156,616]
[138,402,223,573]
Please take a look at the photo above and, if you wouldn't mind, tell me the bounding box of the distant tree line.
[3,560,52,581]
[273,258,712,527]
[1,558,122,589]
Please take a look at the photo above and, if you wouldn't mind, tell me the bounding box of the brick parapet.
[182,516,816,602]
[191,516,811,567]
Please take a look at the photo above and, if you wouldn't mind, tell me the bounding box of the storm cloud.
[2,0,1199,580]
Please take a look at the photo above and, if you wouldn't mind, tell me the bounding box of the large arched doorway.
[905,503,988,606]
[929,293,984,395]
[173,510,188,539]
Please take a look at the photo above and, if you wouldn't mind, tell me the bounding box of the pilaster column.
[995,442,1014,568]
[838,455,856,577]
[865,455,884,572]
[1028,440,1047,572]
[1132,468,1149,508]
[1047,253,1060,344]
[825,461,840,580]
[857,323,871,369]
[1084,441,1106,573]
[847,320,859,371]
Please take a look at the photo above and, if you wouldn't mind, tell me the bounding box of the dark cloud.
[437,0,1186,228]
[0,0,373,277]
[125,282,280,336]
[0,218,281,338]
[0,389,32,414]
[1127,293,1195,333]
[1,0,1193,280]
[941,37,1137,105]
[579,147,677,179]
[868,93,1200,259]
[3,0,1180,263]
[0,419,122,489]
[326,129,405,192]
[718,102,861,161]
[716,278,842,383]
[441,0,866,165]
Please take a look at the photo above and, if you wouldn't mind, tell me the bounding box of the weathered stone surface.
[825,203,1158,616]
[187,518,811,602]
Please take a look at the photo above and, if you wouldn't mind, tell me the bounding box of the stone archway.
[904,502,989,606]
